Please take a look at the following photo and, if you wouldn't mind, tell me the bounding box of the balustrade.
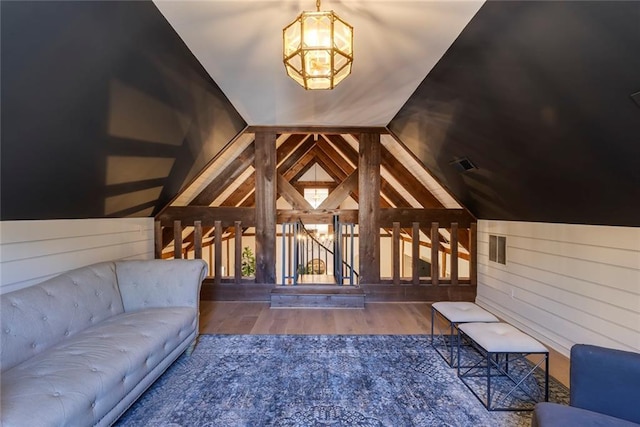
[154,214,477,288]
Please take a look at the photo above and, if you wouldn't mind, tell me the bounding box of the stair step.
[270,285,365,308]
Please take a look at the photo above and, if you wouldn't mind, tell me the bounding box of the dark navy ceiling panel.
[1,1,246,220]
[390,1,640,227]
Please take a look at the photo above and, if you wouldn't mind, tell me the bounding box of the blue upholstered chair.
[532,344,640,427]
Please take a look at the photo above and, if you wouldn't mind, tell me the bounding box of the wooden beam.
[380,145,443,208]
[311,147,350,182]
[431,222,440,286]
[283,151,316,182]
[316,136,356,174]
[379,179,412,208]
[290,154,349,189]
[254,131,277,284]
[277,209,358,224]
[175,156,259,252]
[323,134,411,209]
[327,134,458,251]
[277,174,313,209]
[278,136,315,175]
[378,208,474,228]
[293,181,336,190]
[190,142,255,205]
[158,207,255,227]
[317,171,358,209]
[277,134,309,165]
[358,132,381,284]
[161,206,472,230]
[221,173,256,207]
[246,126,389,134]
[323,134,358,166]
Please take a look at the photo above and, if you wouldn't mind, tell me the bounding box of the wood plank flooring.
[199,301,570,387]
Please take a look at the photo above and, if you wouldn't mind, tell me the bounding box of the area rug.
[116,335,568,426]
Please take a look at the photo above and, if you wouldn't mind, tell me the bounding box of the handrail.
[297,219,359,283]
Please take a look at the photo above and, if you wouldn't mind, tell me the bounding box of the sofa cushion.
[571,344,640,424]
[115,259,207,311]
[533,402,640,427]
[1,262,124,372]
[1,307,196,427]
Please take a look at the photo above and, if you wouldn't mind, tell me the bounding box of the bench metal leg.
[457,330,549,411]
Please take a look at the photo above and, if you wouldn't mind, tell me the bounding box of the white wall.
[0,218,154,294]
[476,220,640,357]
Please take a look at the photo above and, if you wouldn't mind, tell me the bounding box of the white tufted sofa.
[0,259,207,427]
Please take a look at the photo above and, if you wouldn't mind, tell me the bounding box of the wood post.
[154,221,162,259]
[254,131,277,284]
[431,222,439,286]
[235,221,242,284]
[173,220,182,259]
[412,222,420,285]
[450,222,459,286]
[358,132,381,284]
[194,220,203,260]
[470,222,477,286]
[209,242,213,275]
[392,222,400,285]
[214,220,222,285]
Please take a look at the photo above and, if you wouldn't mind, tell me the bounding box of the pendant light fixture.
[283,0,354,90]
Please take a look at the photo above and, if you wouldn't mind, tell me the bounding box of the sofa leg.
[186,338,198,356]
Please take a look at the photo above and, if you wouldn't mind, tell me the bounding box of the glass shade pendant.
[283,0,353,90]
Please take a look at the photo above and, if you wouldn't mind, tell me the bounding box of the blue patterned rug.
[116,335,568,426]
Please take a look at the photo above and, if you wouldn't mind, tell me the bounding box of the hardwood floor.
[199,301,570,387]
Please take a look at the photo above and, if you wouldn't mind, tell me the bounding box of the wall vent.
[450,157,477,173]
[631,91,640,109]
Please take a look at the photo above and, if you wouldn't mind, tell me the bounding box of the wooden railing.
[155,207,477,292]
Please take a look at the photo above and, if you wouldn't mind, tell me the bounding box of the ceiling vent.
[631,91,640,109]
[450,157,477,173]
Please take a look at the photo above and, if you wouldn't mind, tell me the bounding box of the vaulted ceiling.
[1,1,639,227]
[152,0,484,126]
[158,131,472,257]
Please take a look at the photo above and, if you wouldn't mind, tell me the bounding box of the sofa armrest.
[115,260,208,312]
[533,403,640,427]
[570,344,640,424]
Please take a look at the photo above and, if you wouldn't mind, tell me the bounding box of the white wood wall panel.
[0,218,154,294]
[476,220,640,358]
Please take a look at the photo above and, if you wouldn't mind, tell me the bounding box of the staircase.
[275,218,362,308]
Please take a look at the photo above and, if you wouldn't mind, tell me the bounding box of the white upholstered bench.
[457,322,549,411]
[430,301,499,367]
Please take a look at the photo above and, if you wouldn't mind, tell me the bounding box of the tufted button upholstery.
[1,259,207,427]
[1,307,197,427]
[432,301,499,323]
[0,262,124,372]
[458,322,548,353]
[115,259,207,312]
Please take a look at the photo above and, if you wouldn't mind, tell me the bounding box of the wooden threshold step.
[270,285,365,309]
